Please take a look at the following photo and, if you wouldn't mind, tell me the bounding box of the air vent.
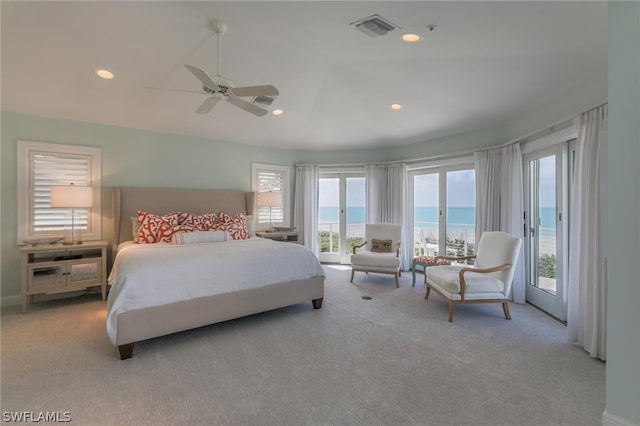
[253,96,274,106]
[350,14,400,37]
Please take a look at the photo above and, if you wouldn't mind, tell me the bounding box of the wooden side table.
[19,240,108,313]
[255,231,300,244]
[411,256,451,287]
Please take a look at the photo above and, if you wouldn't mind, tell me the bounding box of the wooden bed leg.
[118,343,135,360]
[312,298,323,309]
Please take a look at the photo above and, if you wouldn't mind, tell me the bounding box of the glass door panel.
[413,173,439,257]
[343,177,366,263]
[318,177,340,263]
[524,146,566,320]
[446,170,476,265]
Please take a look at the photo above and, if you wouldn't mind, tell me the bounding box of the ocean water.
[318,206,557,235]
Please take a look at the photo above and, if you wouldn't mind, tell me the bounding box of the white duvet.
[106,238,325,345]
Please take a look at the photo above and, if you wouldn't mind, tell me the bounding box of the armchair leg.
[424,285,431,300]
[502,301,512,320]
[350,269,355,283]
[448,303,455,322]
[394,273,399,288]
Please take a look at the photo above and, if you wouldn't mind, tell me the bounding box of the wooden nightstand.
[255,231,300,244]
[19,240,108,313]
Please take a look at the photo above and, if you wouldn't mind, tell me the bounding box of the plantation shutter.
[30,151,92,235]
[256,168,285,226]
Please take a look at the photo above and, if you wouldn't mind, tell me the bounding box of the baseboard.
[603,410,640,426]
[1,294,21,308]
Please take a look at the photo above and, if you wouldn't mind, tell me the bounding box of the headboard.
[112,187,255,255]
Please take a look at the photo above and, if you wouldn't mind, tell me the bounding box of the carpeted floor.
[1,265,605,425]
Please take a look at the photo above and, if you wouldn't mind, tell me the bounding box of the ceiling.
[1,1,608,150]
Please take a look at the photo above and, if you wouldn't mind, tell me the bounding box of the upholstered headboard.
[112,187,255,256]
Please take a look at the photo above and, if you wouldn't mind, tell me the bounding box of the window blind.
[30,152,91,234]
[256,168,285,225]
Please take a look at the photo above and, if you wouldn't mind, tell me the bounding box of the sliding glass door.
[318,174,365,263]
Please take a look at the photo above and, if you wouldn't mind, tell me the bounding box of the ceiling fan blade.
[228,96,268,117]
[185,65,219,91]
[195,97,219,114]
[230,85,279,97]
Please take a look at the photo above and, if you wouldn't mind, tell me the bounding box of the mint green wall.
[606,2,640,424]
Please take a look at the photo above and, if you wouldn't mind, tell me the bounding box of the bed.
[108,187,325,360]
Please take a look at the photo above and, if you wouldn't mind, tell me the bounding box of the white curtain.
[474,144,525,303]
[365,163,410,269]
[294,165,319,255]
[567,104,608,360]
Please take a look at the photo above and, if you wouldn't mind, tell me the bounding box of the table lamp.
[50,183,93,245]
[258,191,282,232]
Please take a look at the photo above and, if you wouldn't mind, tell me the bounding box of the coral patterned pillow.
[210,212,248,240]
[177,212,218,230]
[136,211,180,244]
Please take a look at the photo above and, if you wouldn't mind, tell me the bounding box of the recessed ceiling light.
[272,109,283,116]
[402,33,421,42]
[391,103,402,110]
[96,69,114,80]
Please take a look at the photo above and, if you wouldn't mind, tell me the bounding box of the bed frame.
[111,187,324,360]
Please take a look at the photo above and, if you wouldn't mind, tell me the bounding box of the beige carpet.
[1,265,605,425]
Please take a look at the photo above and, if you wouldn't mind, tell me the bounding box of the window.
[17,141,102,243]
[251,163,290,229]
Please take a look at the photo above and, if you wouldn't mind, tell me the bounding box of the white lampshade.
[258,191,282,208]
[51,184,93,208]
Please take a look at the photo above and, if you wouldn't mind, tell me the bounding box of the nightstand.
[255,231,300,244]
[19,240,108,313]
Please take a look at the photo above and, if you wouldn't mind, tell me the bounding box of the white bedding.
[106,238,325,345]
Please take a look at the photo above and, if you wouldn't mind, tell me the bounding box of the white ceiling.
[1,1,607,150]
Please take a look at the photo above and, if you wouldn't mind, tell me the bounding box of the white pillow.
[172,230,230,245]
[244,215,256,237]
[131,217,140,242]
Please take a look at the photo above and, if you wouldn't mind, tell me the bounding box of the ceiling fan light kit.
[184,20,278,117]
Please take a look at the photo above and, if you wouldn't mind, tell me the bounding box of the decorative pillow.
[136,211,180,244]
[371,239,392,253]
[177,212,218,230]
[172,230,230,245]
[209,212,249,240]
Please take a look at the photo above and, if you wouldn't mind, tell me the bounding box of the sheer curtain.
[365,163,410,269]
[294,165,319,255]
[474,144,525,303]
[567,104,608,360]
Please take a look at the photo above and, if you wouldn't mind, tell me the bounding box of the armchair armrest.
[352,241,367,254]
[396,241,401,257]
[458,263,512,300]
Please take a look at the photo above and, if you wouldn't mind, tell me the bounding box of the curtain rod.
[296,99,608,168]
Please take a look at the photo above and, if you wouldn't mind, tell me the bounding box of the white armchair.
[350,223,402,288]
[425,231,522,321]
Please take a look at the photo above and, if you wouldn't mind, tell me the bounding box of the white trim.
[602,410,640,426]
[1,295,21,308]
[17,141,102,244]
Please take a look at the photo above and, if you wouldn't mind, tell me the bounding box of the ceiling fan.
[185,20,279,117]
